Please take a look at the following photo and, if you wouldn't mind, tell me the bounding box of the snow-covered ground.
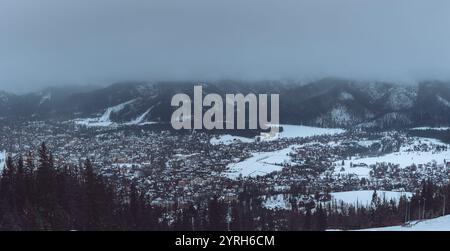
[0,150,5,171]
[261,190,412,211]
[222,125,345,179]
[361,215,450,231]
[330,190,412,206]
[261,194,292,210]
[334,137,450,178]
[210,135,254,145]
[213,125,344,145]
[126,106,154,125]
[224,145,300,179]
[39,93,52,105]
[334,164,373,178]
[111,163,142,168]
[410,126,450,131]
[277,124,345,139]
[74,99,137,127]
[261,124,345,141]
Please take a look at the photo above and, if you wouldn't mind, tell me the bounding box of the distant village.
[0,120,449,211]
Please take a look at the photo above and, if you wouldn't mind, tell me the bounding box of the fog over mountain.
[1,0,450,92]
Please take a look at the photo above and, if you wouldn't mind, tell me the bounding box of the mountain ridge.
[1,78,450,129]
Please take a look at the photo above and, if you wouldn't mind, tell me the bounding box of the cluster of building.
[1,120,449,210]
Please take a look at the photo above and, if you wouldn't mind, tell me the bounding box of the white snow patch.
[386,87,416,110]
[225,145,300,179]
[437,95,450,108]
[0,150,5,171]
[260,124,345,141]
[330,105,353,125]
[210,135,254,145]
[339,92,354,101]
[39,93,52,105]
[315,105,363,126]
[262,194,292,210]
[411,127,450,131]
[361,215,450,231]
[357,140,378,148]
[333,164,372,178]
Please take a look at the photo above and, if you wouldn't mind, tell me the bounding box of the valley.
[2,80,450,230]
[1,115,450,230]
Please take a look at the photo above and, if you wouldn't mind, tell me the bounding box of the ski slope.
[126,105,159,125]
[74,99,136,127]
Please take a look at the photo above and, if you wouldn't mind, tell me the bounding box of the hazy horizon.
[1,0,450,93]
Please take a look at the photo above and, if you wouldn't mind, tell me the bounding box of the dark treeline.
[1,143,450,231]
[409,129,450,144]
[172,181,450,231]
[0,142,163,230]
[169,186,393,231]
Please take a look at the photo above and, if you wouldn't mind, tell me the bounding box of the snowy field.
[261,124,345,141]
[330,190,412,206]
[361,215,450,231]
[212,125,344,145]
[333,164,372,178]
[224,145,300,179]
[334,137,450,178]
[223,125,345,178]
[210,135,254,145]
[277,125,345,139]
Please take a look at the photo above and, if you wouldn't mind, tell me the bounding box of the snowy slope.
[74,99,136,127]
[98,99,136,122]
[437,95,450,108]
[39,93,52,105]
[126,105,157,125]
[362,215,450,231]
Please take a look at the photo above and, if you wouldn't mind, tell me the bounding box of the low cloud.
[1,0,450,92]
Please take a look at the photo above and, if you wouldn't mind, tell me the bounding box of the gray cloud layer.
[1,0,450,92]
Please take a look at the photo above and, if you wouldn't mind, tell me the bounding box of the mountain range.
[1,78,450,129]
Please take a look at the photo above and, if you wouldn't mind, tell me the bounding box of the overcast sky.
[1,0,450,92]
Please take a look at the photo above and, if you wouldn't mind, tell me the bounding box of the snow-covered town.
[1,119,450,230]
